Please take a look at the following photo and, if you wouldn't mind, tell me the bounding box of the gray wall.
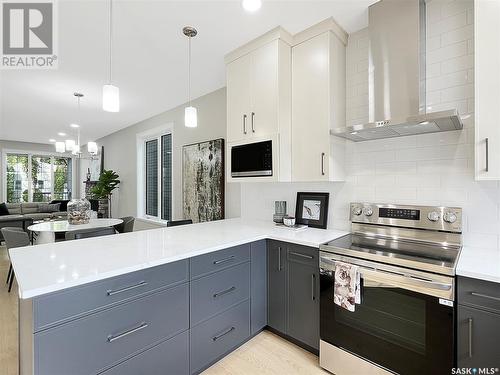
[96,87,241,228]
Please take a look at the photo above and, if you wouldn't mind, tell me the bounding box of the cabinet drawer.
[34,259,189,331]
[191,262,250,326]
[190,300,250,374]
[287,244,318,267]
[35,284,189,375]
[458,276,500,313]
[101,331,189,375]
[190,244,250,279]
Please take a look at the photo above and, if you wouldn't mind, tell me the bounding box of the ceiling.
[0,0,376,145]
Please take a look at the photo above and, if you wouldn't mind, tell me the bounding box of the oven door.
[320,253,455,375]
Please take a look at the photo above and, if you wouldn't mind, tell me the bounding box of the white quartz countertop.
[457,246,500,284]
[9,218,348,299]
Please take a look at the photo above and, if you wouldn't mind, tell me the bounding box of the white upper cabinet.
[475,0,500,180]
[292,31,346,182]
[226,32,291,144]
[227,53,251,143]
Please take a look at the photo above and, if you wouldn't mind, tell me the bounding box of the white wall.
[96,87,241,228]
[240,0,500,251]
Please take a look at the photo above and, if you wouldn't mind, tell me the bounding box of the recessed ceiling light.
[58,132,66,136]
[242,0,262,12]
[70,123,79,128]
[49,139,56,143]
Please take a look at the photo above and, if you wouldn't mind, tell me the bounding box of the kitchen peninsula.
[10,218,347,375]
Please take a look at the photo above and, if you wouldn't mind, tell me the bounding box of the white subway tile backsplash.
[441,54,474,74]
[240,1,498,250]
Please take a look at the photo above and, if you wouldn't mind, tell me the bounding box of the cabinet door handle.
[213,286,236,298]
[251,112,255,133]
[243,114,247,135]
[290,251,314,260]
[321,152,326,176]
[485,138,489,172]
[468,317,473,358]
[311,274,316,301]
[107,322,148,343]
[212,326,235,341]
[278,246,282,271]
[106,281,147,296]
[213,255,235,265]
[471,291,500,302]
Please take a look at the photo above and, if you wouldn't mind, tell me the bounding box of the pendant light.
[73,93,84,156]
[103,0,120,112]
[183,26,197,128]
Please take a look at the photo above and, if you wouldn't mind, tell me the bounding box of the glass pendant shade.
[184,106,197,128]
[87,142,98,155]
[65,139,75,152]
[103,84,120,112]
[55,142,66,153]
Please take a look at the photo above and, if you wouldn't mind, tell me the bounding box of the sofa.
[0,202,68,241]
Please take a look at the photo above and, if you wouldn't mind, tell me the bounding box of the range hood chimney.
[333,0,463,142]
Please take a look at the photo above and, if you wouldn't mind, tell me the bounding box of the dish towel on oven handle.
[333,261,361,312]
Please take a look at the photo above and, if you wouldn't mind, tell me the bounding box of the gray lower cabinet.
[267,240,320,351]
[190,300,251,374]
[267,240,287,333]
[101,331,189,375]
[286,244,319,350]
[250,240,267,335]
[34,284,189,375]
[457,276,500,368]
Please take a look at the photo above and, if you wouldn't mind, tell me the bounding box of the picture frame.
[295,192,329,229]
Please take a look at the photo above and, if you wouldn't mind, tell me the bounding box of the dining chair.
[114,216,135,233]
[167,219,193,227]
[65,227,116,241]
[1,227,31,293]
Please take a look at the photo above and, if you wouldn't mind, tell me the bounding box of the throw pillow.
[48,203,61,212]
[0,203,10,216]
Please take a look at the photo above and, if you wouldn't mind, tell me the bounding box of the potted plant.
[90,169,120,218]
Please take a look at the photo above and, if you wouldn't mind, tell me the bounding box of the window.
[138,126,173,222]
[4,153,73,203]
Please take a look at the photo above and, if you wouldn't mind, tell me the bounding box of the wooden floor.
[0,245,327,375]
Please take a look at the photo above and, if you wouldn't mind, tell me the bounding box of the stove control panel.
[350,203,462,233]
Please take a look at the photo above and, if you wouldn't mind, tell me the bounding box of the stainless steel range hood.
[333,0,463,142]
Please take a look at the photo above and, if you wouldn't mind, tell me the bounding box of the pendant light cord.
[77,96,81,147]
[108,0,113,83]
[188,35,191,106]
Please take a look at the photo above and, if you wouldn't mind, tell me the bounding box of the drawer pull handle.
[213,256,235,265]
[213,286,236,299]
[470,292,500,302]
[321,152,326,176]
[468,317,473,358]
[290,251,314,260]
[106,281,148,296]
[485,138,489,172]
[212,326,235,342]
[107,322,148,343]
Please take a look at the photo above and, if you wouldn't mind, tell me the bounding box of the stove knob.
[363,207,373,216]
[443,211,457,224]
[427,211,440,222]
[352,206,362,216]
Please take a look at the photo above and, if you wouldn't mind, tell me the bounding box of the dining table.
[27,218,123,244]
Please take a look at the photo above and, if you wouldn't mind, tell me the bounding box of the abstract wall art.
[182,138,225,223]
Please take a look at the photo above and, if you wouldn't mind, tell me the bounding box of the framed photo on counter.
[295,192,329,229]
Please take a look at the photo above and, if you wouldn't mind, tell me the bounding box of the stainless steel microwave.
[231,140,273,178]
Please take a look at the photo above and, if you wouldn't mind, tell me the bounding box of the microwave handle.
[243,114,247,135]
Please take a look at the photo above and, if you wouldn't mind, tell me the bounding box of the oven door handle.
[361,268,452,296]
